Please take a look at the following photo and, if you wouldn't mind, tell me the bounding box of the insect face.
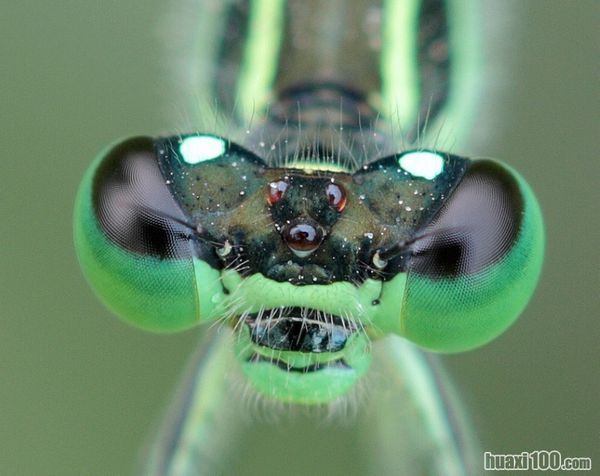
[75,134,543,403]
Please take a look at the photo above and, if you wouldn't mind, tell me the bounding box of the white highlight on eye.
[179,135,226,164]
[399,151,444,180]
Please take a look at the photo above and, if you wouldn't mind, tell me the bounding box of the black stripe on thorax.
[411,0,450,141]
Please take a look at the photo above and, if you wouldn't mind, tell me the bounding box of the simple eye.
[267,180,288,206]
[326,183,347,212]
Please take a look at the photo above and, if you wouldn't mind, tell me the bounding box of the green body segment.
[236,0,285,120]
[145,332,236,476]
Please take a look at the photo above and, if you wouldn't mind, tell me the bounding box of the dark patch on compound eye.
[414,240,464,277]
[92,136,195,259]
[409,160,524,278]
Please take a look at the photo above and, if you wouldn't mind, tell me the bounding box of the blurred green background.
[2,1,597,474]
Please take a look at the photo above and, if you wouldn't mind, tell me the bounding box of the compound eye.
[74,136,226,333]
[267,180,288,206]
[326,183,347,212]
[397,160,544,352]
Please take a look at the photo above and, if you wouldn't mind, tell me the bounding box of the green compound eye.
[375,156,544,352]
[73,135,266,332]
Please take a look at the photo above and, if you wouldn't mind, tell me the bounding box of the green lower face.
[234,326,372,404]
[218,272,385,404]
